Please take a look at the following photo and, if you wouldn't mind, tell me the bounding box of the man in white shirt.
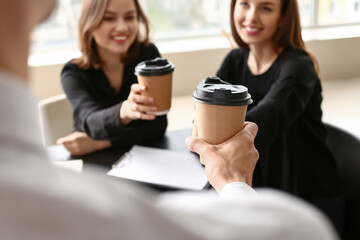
[0,0,338,239]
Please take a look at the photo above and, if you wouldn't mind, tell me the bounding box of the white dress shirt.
[0,70,338,240]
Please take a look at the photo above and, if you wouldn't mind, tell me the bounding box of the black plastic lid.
[192,77,253,106]
[135,57,175,76]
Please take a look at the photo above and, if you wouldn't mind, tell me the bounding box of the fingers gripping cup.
[192,77,253,148]
[135,58,175,116]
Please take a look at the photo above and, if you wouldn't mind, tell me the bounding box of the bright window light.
[31,0,360,51]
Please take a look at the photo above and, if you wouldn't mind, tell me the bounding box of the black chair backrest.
[325,123,360,240]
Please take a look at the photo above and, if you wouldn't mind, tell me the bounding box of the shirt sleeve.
[156,187,338,240]
[246,53,320,148]
[60,65,117,137]
[219,182,258,199]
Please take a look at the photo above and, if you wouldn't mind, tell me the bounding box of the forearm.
[246,80,313,148]
[57,131,112,156]
[83,103,124,139]
[110,115,167,147]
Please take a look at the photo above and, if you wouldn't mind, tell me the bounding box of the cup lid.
[192,77,253,106]
[135,57,175,76]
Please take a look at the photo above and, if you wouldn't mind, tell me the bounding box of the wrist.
[120,116,132,126]
[100,140,111,149]
[119,105,132,125]
[231,172,251,187]
[92,139,111,151]
[210,174,248,193]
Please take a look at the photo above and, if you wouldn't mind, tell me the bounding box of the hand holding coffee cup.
[192,77,252,163]
[135,58,175,116]
[120,83,159,125]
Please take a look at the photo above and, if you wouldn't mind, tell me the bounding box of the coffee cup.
[135,58,175,115]
[192,77,252,148]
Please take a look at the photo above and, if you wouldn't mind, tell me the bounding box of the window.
[318,0,360,25]
[31,0,360,51]
[139,0,231,39]
[298,0,315,26]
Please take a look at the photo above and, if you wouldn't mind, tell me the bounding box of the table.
[46,128,199,191]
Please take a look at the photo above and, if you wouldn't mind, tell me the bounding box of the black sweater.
[61,43,167,148]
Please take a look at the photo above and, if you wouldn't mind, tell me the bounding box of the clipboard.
[107,145,208,190]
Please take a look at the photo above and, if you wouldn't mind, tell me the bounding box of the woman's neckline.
[244,49,281,78]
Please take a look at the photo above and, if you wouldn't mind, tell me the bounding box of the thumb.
[185,136,208,155]
[56,138,64,145]
[131,83,146,93]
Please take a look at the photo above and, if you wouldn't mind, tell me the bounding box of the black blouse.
[217,48,341,202]
[61,43,167,148]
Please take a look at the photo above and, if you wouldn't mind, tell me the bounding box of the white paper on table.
[52,159,83,173]
[107,145,208,190]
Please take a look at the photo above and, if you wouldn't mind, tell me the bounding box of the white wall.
[29,37,360,101]
[305,37,360,80]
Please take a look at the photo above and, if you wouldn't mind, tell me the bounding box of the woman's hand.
[56,131,111,156]
[120,84,158,125]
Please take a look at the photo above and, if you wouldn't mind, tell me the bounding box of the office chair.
[325,123,360,240]
[38,94,73,146]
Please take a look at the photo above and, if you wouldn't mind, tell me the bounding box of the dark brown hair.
[73,0,150,69]
[230,0,319,73]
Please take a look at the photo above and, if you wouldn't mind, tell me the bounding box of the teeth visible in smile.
[245,27,259,32]
[113,36,126,40]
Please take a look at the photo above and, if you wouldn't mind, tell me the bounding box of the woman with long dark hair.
[217,0,344,234]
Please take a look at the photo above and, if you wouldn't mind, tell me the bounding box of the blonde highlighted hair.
[73,0,150,69]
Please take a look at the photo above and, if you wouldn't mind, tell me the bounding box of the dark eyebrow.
[125,10,137,15]
[104,10,137,15]
[104,11,116,15]
[261,2,276,6]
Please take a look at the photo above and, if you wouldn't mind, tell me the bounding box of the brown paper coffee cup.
[195,102,247,145]
[192,77,252,164]
[137,73,173,115]
[135,58,175,116]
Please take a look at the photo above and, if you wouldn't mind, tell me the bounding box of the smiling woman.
[216,0,345,236]
[56,0,168,156]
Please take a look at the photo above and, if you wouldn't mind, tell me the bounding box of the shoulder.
[61,60,87,76]
[144,42,159,53]
[226,48,249,60]
[221,48,249,68]
[280,49,313,66]
[61,60,96,86]
[138,43,161,61]
[278,49,317,78]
